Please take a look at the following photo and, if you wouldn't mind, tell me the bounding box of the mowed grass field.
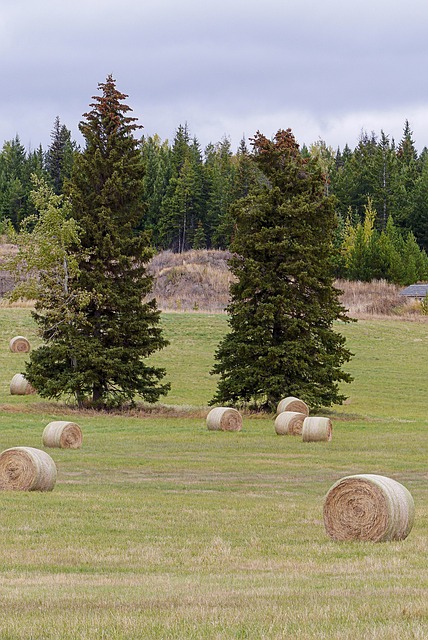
[0,308,427,639]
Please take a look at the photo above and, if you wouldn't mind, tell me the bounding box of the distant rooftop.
[399,283,428,298]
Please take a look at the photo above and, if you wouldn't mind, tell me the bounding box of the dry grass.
[0,247,426,320]
[336,279,424,319]
[0,310,427,637]
[148,249,234,312]
[148,251,426,319]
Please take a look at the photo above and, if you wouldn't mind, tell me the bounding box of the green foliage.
[204,138,236,248]
[192,220,207,249]
[341,200,428,284]
[5,174,83,302]
[408,153,428,252]
[158,127,205,251]
[421,292,428,315]
[25,76,170,409]
[45,116,77,194]
[0,136,48,228]
[140,133,172,244]
[2,116,428,266]
[211,129,353,411]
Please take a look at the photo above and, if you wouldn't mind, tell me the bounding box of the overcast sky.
[2,0,428,154]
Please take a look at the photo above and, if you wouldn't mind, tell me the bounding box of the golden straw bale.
[302,416,332,442]
[42,421,83,449]
[206,407,242,431]
[9,336,31,353]
[274,411,306,436]
[323,474,415,542]
[0,446,57,491]
[276,396,309,416]
[9,373,36,395]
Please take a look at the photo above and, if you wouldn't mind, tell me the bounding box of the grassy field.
[0,308,427,639]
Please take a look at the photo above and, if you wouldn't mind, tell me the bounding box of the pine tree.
[192,220,207,249]
[140,134,172,245]
[211,129,353,411]
[159,128,204,251]
[0,136,29,227]
[204,138,236,248]
[25,75,170,408]
[45,116,76,194]
[395,120,420,229]
[409,156,428,251]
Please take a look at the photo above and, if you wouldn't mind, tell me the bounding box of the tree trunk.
[92,385,103,406]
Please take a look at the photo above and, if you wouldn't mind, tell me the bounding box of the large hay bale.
[42,421,83,449]
[302,416,332,442]
[0,446,57,491]
[9,373,36,395]
[274,411,306,436]
[276,396,309,416]
[323,474,415,542]
[206,407,242,431]
[9,336,31,353]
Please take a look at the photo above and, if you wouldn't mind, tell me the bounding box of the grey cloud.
[1,0,428,152]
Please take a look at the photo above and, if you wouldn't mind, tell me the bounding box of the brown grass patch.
[147,249,234,312]
[0,244,426,319]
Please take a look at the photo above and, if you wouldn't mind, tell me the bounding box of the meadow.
[0,307,427,639]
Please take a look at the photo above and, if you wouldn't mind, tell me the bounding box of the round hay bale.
[302,416,332,442]
[9,336,31,353]
[274,411,306,436]
[0,446,57,491]
[206,407,242,432]
[276,396,309,416]
[9,373,36,396]
[42,421,83,449]
[323,474,415,542]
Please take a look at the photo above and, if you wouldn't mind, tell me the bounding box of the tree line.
[1,116,428,284]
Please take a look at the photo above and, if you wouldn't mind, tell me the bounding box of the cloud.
[1,0,428,153]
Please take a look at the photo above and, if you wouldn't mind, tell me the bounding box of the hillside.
[148,249,420,319]
[0,243,423,318]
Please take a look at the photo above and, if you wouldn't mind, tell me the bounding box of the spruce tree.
[211,129,353,411]
[204,138,236,249]
[26,75,170,408]
[45,116,76,194]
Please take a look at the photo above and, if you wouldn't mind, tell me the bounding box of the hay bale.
[9,336,31,353]
[0,446,57,491]
[42,421,83,449]
[274,411,306,436]
[276,396,309,416]
[323,474,415,542]
[302,416,332,442]
[9,373,36,395]
[206,407,242,431]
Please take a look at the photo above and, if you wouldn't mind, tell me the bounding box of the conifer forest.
[1,116,428,286]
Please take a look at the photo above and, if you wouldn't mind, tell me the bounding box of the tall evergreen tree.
[140,134,172,245]
[409,155,428,251]
[26,75,169,408]
[45,116,76,194]
[0,136,28,227]
[204,137,236,248]
[159,128,204,251]
[211,129,353,411]
[395,120,420,230]
[373,131,399,230]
